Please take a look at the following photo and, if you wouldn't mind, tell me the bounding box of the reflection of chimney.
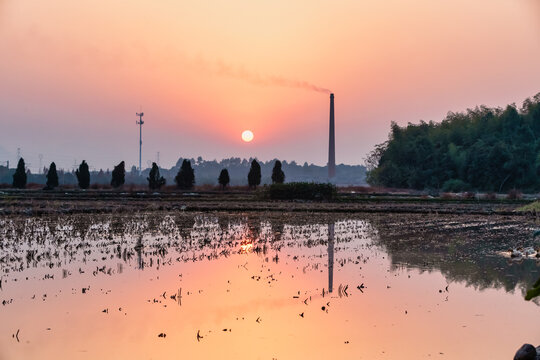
[328,223,334,293]
[328,93,336,179]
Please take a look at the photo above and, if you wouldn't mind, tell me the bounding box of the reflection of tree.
[176,215,195,241]
[109,216,126,237]
[526,278,540,301]
[369,214,540,303]
[217,216,229,233]
[246,216,261,241]
[271,222,285,242]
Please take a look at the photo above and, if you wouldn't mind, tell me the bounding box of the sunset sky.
[1,0,540,171]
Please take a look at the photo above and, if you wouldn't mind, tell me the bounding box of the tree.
[367,92,540,191]
[271,160,285,184]
[147,162,166,190]
[247,159,261,188]
[218,169,230,189]
[12,158,27,189]
[175,159,195,189]
[76,160,90,189]
[111,161,125,188]
[45,162,59,189]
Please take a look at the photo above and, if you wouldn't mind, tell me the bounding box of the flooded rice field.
[0,212,539,359]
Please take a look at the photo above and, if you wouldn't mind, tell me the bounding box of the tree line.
[366,93,540,192]
[11,157,286,190]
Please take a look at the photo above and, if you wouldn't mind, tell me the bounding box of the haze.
[1,0,539,171]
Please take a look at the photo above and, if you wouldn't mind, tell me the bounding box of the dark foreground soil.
[0,189,534,216]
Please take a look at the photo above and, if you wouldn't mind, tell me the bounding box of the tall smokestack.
[328,93,336,179]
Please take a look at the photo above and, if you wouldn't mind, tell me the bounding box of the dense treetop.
[147,162,166,190]
[45,162,59,189]
[366,93,540,192]
[248,159,261,188]
[175,159,195,189]
[111,161,125,188]
[218,169,230,189]
[12,158,26,189]
[76,160,90,189]
[271,160,285,184]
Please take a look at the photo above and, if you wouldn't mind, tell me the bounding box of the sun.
[241,130,254,142]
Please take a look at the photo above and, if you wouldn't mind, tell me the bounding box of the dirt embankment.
[0,190,532,216]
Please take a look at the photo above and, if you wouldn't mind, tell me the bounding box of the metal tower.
[136,112,144,175]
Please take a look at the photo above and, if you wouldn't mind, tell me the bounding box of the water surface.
[0,213,538,359]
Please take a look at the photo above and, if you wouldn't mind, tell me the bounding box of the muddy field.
[0,190,532,216]
[1,202,539,359]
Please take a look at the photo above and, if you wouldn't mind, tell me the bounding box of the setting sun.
[241,130,254,142]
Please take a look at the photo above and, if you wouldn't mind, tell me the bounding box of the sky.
[1,0,540,172]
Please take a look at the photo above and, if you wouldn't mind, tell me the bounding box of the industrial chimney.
[328,93,336,179]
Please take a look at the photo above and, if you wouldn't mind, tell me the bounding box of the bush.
[268,182,337,200]
[442,179,470,192]
[462,191,476,200]
[507,189,522,200]
[485,192,497,200]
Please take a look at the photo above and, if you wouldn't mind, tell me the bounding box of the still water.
[0,212,538,359]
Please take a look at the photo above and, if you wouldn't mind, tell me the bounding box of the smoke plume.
[202,59,331,94]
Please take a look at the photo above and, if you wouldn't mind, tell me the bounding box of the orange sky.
[1,0,539,171]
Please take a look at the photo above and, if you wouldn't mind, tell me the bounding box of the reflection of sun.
[240,239,254,254]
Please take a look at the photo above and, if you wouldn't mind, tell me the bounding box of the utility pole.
[39,154,43,174]
[136,112,144,175]
[157,151,160,167]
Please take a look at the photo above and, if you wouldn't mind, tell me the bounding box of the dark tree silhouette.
[218,169,230,189]
[45,162,59,189]
[271,160,285,184]
[248,159,261,188]
[367,93,540,191]
[76,160,90,189]
[12,158,27,189]
[175,159,195,189]
[147,162,166,190]
[111,161,125,188]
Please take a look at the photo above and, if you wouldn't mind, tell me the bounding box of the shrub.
[268,182,337,200]
[507,189,522,200]
[442,179,470,192]
[440,192,457,200]
[485,192,497,200]
[462,191,476,200]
